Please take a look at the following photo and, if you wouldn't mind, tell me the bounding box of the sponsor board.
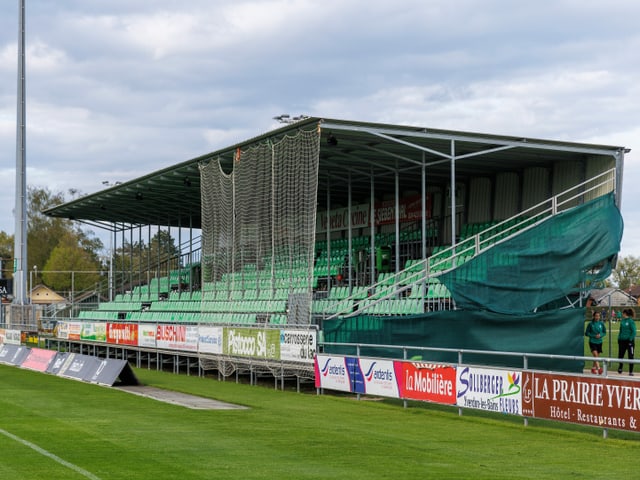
[315,355,352,392]
[67,322,82,341]
[522,372,640,432]
[345,357,365,393]
[138,324,157,348]
[456,366,522,415]
[358,358,399,397]
[315,195,432,233]
[375,194,431,226]
[279,329,316,363]
[397,362,457,404]
[55,321,69,340]
[0,344,29,365]
[198,326,223,354]
[2,345,139,387]
[315,356,456,402]
[107,323,139,346]
[47,352,70,375]
[87,358,134,386]
[316,203,370,233]
[21,348,57,372]
[0,278,12,297]
[4,329,21,345]
[224,328,279,359]
[81,322,107,342]
[156,324,198,351]
[57,353,101,381]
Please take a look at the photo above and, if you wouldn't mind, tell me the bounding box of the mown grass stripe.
[0,428,101,480]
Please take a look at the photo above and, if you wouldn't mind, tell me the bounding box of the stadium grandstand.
[14,117,626,377]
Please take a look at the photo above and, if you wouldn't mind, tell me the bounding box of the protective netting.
[199,127,320,323]
[200,158,234,287]
[440,192,623,314]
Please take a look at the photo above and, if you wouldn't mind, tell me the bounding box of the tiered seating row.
[312,298,424,316]
[201,287,308,301]
[312,280,451,317]
[92,223,482,323]
[83,295,290,324]
[79,309,288,325]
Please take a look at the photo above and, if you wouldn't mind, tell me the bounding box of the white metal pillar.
[13,0,28,305]
[450,140,457,248]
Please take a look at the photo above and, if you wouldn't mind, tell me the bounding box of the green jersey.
[618,317,636,342]
[585,320,606,344]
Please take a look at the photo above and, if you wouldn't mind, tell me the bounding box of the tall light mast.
[13,0,28,305]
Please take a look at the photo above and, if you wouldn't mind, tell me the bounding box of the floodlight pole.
[13,0,28,306]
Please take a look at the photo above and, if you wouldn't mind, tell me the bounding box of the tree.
[42,232,102,293]
[27,186,104,285]
[611,255,640,290]
[27,186,72,273]
[0,231,13,279]
[0,186,105,292]
[148,230,180,270]
[112,230,181,286]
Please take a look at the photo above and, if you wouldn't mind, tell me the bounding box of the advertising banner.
[358,358,399,397]
[375,194,431,226]
[156,324,198,351]
[0,344,29,366]
[67,322,82,341]
[81,322,107,342]
[21,348,57,372]
[4,329,21,345]
[521,372,640,432]
[279,329,317,363]
[396,362,457,405]
[0,278,12,297]
[456,366,522,415]
[315,356,456,402]
[316,195,433,233]
[224,327,280,359]
[315,355,353,392]
[88,358,128,386]
[138,324,157,348]
[316,203,370,233]
[89,358,138,386]
[57,353,101,381]
[47,352,70,375]
[55,321,69,340]
[107,323,139,346]
[198,326,223,354]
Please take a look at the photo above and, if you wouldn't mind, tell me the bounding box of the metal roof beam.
[455,144,517,161]
[362,144,424,166]
[321,121,622,157]
[331,150,399,174]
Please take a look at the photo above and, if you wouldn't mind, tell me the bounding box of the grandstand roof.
[43,117,627,232]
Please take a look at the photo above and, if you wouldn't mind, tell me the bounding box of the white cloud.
[0,0,639,264]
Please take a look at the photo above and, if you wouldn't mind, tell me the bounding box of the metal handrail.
[326,168,616,319]
[321,340,634,375]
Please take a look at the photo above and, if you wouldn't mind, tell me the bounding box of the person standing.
[617,308,636,376]
[585,311,606,374]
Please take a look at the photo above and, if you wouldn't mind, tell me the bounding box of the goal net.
[199,127,320,323]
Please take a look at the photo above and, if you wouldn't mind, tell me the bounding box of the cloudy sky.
[0,0,639,256]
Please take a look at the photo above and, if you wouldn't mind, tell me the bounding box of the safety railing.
[325,168,616,319]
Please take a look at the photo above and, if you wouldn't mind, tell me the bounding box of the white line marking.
[0,427,102,480]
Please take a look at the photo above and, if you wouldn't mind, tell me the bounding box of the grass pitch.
[0,364,638,479]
